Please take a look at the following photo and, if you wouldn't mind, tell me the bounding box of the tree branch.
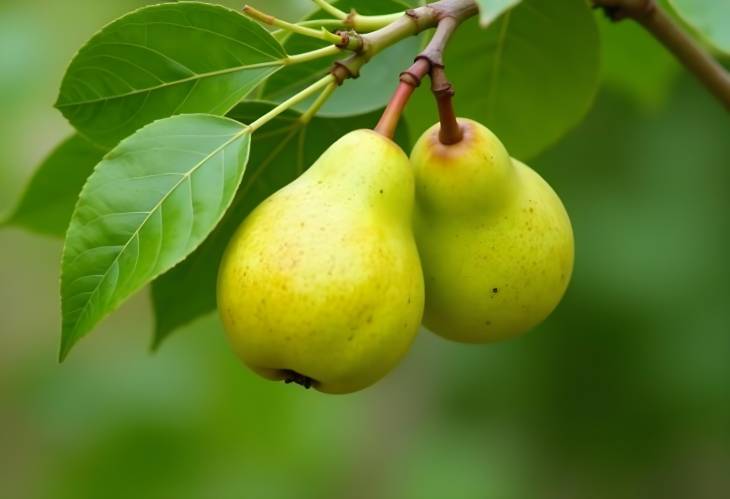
[373,3,473,140]
[594,0,730,110]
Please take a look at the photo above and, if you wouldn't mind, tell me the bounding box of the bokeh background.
[1,1,728,498]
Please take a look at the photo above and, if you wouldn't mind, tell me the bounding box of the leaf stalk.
[243,5,360,50]
[285,45,342,65]
[247,74,336,133]
[311,0,348,20]
[299,81,338,123]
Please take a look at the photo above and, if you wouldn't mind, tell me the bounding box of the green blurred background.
[1,1,728,498]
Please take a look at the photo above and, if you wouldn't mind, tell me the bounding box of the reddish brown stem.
[431,65,462,144]
[374,58,431,138]
[374,83,415,138]
[373,12,467,142]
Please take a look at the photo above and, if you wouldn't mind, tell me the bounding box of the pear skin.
[411,118,574,343]
[218,130,424,394]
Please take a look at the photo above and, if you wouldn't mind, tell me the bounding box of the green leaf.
[60,114,251,360]
[669,0,730,55]
[3,135,106,236]
[475,0,522,26]
[150,101,410,347]
[260,0,419,117]
[405,0,600,160]
[56,2,286,148]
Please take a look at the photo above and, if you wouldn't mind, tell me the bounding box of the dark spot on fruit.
[379,189,384,194]
[492,288,499,294]
[347,335,354,342]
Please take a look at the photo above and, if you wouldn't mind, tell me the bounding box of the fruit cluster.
[217,118,574,394]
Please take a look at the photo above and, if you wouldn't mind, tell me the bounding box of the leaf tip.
[58,341,72,363]
[150,320,173,353]
[149,334,163,353]
[53,93,64,112]
[58,327,80,362]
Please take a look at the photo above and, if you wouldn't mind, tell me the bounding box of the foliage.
[55,2,286,148]
[5,0,724,357]
[2,135,105,236]
[60,114,251,359]
[1,0,730,496]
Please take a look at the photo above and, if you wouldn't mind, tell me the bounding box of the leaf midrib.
[57,60,284,108]
[63,125,249,348]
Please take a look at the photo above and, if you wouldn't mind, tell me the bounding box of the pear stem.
[593,0,730,110]
[374,58,431,138]
[431,66,463,144]
[373,7,469,141]
[374,82,417,138]
[423,17,464,144]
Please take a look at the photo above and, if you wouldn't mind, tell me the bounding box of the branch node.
[331,61,353,84]
[331,53,367,84]
[335,30,350,49]
[344,9,357,27]
[399,71,421,87]
[403,8,435,31]
[399,57,432,88]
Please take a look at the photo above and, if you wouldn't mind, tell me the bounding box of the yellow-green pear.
[217,130,424,394]
[411,118,574,343]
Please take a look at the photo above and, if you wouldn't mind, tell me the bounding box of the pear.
[217,130,424,394]
[411,118,574,343]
